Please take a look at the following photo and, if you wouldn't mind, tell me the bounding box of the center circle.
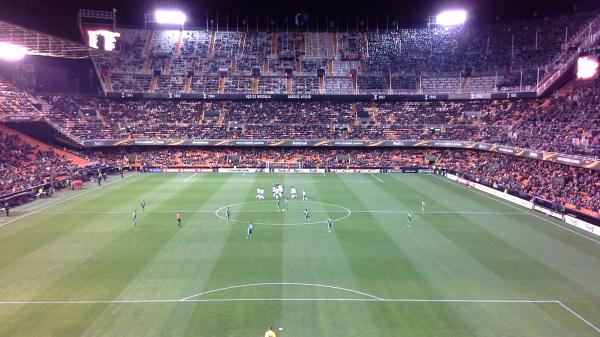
[215,200,351,226]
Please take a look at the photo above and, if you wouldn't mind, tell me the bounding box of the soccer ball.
[278,327,283,332]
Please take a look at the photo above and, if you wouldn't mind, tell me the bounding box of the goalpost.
[265,162,302,172]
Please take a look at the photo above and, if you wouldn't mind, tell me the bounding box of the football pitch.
[0,172,599,337]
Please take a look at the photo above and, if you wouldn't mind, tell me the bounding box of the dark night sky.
[1,0,599,42]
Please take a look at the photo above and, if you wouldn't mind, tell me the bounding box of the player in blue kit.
[407,210,413,227]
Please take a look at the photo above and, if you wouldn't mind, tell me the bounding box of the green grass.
[0,172,599,337]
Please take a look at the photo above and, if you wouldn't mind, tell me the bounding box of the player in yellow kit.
[264,326,276,337]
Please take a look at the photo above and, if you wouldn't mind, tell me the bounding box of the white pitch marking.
[34,210,528,216]
[0,173,139,229]
[214,201,352,226]
[369,173,383,183]
[556,300,600,334]
[0,298,558,305]
[179,282,383,301]
[228,180,377,183]
[183,173,198,182]
[432,175,600,246]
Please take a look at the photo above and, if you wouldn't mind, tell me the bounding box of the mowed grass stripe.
[180,173,285,337]
[278,174,380,337]
[428,174,600,254]
[0,174,220,337]
[308,174,476,337]
[376,175,589,336]
[0,174,154,304]
[0,174,145,272]
[79,173,240,337]
[411,174,600,329]
[345,174,526,299]
[410,175,600,297]
[337,175,540,336]
[0,173,598,337]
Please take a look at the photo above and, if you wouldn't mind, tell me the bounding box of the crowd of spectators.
[478,79,600,156]
[0,78,43,117]
[4,77,587,157]
[90,147,430,169]
[437,150,600,216]
[0,130,79,195]
[1,72,597,156]
[97,11,598,95]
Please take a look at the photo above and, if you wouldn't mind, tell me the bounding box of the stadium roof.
[0,19,110,59]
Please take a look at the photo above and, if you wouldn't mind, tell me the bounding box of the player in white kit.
[291,186,297,199]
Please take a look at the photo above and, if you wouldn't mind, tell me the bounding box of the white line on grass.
[179,282,383,301]
[0,291,596,334]
[227,180,377,183]
[556,300,600,334]
[183,173,198,182]
[180,298,557,303]
[0,298,560,305]
[0,173,139,229]
[214,201,353,226]
[35,210,528,215]
[369,173,383,183]
[432,175,600,246]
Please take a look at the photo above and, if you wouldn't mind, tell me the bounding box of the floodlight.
[577,56,599,79]
[436,10,467,26]
[155,10,186,25]
[0,42,27,61]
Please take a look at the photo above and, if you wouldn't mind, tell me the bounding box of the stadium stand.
[1,12,598,220]
[0,126,90,195]
[93,12,598,95]
[0,77,44,117]
[2,77,590,157]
